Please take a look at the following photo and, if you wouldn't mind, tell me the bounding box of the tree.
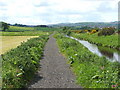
[62,26,71,33]
[98,27,115,36]
[1,22,9,31]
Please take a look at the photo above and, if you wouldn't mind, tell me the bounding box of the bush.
[98,27,115,36]
[89,29,97,34]
[66,31,72,36]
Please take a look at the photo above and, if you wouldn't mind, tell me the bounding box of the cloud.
[96,1,117,13]
[0,2,7,6]
[0,0,118,25]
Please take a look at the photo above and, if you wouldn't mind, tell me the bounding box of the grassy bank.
[70,33,119,49]
[54,33,120,88]
[2,34,49,88]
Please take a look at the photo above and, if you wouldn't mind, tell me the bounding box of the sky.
[0,0,119,25]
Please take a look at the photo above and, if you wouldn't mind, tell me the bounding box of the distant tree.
[13,23,27,27]
[35,25,48,27]
[1,22,9,31]
[62,26,71,33]
[98,27,115,36]
[80,26,92,30]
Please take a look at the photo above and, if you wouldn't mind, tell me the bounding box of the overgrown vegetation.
[98,27,115,36]
[2,35,49,88]
[70,33,119,50]
[54,33,120,88]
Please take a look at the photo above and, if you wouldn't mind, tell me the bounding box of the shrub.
[89,29,97,34]
[98,27,115,36]
[66,31,72,36]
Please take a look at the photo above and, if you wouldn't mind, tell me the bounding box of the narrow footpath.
[28,34,81,88]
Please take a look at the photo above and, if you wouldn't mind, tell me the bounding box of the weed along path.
[28,34,81,88]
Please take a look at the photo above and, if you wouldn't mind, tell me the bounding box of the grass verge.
[54,33,120,88]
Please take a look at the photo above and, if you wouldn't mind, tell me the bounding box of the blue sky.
[0,0,119,25]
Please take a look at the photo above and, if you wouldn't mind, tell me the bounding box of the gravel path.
[28,34,82,88]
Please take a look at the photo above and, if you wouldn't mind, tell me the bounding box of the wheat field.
[0,36,38,54]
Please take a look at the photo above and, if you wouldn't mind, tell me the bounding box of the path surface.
[28,34,81,88]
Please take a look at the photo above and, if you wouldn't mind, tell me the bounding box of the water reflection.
[66,35,120,63]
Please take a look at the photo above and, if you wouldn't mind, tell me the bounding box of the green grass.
[70,33,119,49]
[8,26,35,32]
[0,31,50,36]
[54,33,120,88]
[4,26,62,32]
[2,34,49,88]
[34,27,62,31]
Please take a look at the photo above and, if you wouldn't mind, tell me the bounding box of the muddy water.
[66,35,120,63]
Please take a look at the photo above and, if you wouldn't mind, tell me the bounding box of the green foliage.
[54,33,120,88]
[98,27,115,36]
[34,27,62,31]
[70,33,119,49]
[66,31,72,36]
[1,26,62,32]
[2,35,49,88]
[1,22,9,31]
[8,26,35,32]
[62,26,71,33]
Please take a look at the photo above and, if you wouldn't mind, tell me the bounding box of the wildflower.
[75,54,78,56]
[112,84,118,88]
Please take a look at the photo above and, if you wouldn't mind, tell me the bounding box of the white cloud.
[0,0,118,25]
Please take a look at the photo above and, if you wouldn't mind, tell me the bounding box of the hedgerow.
[2,35,49,88]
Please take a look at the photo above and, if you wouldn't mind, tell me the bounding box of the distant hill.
[48,21,118,29]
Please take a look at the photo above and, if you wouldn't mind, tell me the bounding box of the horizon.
[2,21,117,26]
[0,0,119,25]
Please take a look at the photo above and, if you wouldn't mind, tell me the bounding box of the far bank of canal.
[66,35,120,63]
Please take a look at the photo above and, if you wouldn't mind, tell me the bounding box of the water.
[66,35,120,63]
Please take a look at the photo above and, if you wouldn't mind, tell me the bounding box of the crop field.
[0,36,39,54]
